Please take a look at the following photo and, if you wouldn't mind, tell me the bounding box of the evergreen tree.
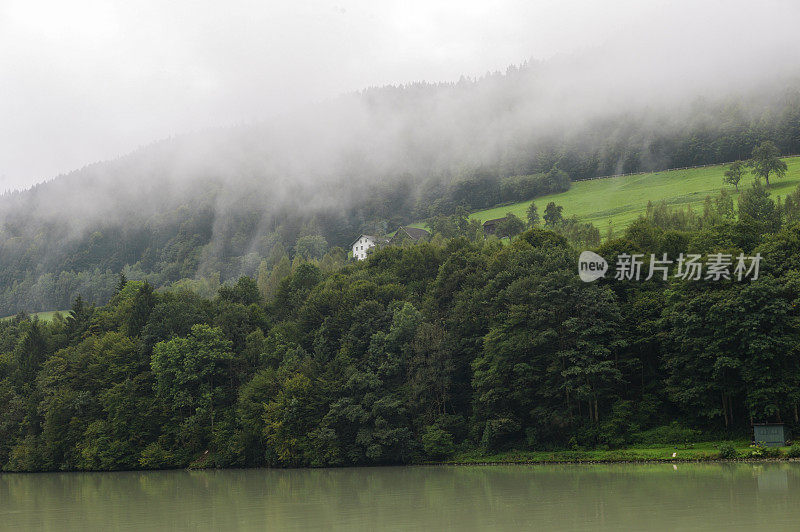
[115,272,128,294]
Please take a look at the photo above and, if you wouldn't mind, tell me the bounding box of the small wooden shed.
[753,423,788,447]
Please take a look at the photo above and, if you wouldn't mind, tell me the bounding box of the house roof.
[350,234,386,248]
[482,217,507,226]
[396,226,430,241]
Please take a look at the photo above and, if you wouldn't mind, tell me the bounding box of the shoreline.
[436,457,800,466]
[3,456,800,474]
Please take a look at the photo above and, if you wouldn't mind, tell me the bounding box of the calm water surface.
[2,463,800,530]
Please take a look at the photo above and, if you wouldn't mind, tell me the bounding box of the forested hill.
[3,200,800,471]
[2,58,800,314]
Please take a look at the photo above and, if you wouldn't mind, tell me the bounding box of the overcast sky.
[1,0,798,191]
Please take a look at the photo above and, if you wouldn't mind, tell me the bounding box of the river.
[2,463,800,530]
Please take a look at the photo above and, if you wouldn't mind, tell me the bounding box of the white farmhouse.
[351,234,386,260]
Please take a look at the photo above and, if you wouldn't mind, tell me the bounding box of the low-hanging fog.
[1,0,800,312]
[2,0,799,189]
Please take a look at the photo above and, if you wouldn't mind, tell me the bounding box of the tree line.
[2,177,800,470]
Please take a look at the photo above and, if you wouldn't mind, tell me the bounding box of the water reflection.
[2,463,800,531]
[755,464,790,491]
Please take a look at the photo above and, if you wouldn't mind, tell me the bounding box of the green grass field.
[1,310,68,322]
[467,157,800,237]
[443,441,791,464]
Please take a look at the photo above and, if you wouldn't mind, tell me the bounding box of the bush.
[422,426,455,459]
[763,446,783,458]
[138,443,176,469]
[498,169,571,204]
[499,173,546,203]
[524,428,539,449]
[480,417,521,452]
[717,443,738,459]
[632,422,702,445]
[748,444,782,459]
[494,213,526,238]
[787,445,800,458]
[433,414,468,442]
[748,446,764,459]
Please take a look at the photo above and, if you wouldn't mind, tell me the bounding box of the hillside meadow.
[466,157,800,237]
[1,310,67,322]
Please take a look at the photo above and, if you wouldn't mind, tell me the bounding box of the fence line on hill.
[573,154,800,183]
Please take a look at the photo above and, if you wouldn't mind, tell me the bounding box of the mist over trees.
[1,53,800,314]
[5,0,800,477]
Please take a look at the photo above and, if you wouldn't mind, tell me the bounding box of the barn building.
[388,226,430,246]
[482,217,507,236]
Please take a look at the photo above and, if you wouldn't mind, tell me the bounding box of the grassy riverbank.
[440,442,798,464]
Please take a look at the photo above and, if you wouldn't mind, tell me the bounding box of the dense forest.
[2,176,800,471]
[2,62,800,316]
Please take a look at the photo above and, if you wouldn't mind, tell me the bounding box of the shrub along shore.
[435,442,800,465]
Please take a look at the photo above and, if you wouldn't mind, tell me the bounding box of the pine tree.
[115,272,128,294]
